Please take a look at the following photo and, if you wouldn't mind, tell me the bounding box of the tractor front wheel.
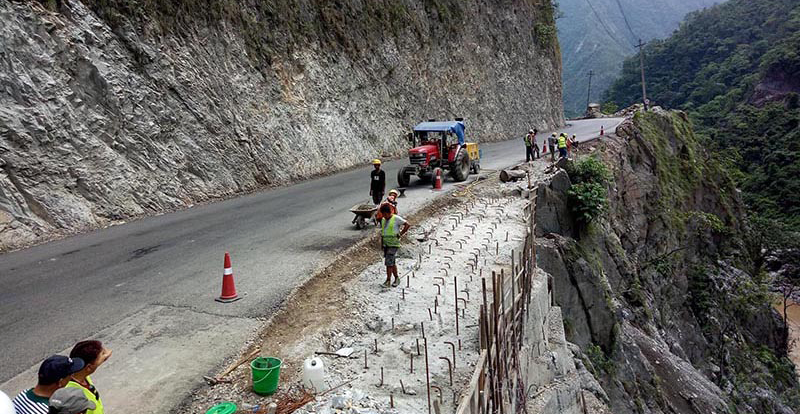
[451,149,470,182]
[397,169,411,188]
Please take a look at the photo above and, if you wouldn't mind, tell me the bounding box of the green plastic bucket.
[250,356,282,395]
[204,402,236,414]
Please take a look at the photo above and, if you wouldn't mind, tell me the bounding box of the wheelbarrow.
[349,203,378,229]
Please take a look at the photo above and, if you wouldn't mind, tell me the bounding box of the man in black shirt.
[370,159,386,204]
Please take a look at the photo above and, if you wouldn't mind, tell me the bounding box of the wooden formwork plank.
[456,351,488,414]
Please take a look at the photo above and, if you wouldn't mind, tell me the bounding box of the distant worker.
[48,388,95,414]
[558,133,568,159]
[374,189,399,223]
[524,129,537,162]
[369,159,385,205]
[379,204,411,288]
[532,129,540,159]
[566,134,572,154]
[570,134,579,153]
[548,133,557,161]
[13,355,85,414]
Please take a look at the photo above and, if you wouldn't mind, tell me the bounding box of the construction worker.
[558,133,568,159]
[570,134,579,153]
[379,204,411,288]
[369,159,385,205]
[524,129,539,161]
[524,130,533,162]
[374,189,399,223]
[548,133,557,161]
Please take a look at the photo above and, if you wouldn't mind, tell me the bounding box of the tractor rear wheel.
[451,149,470,182]
[397,169,410,188]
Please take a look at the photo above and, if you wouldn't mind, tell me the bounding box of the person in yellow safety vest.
[557,133,568,159]
[379,204,411,288]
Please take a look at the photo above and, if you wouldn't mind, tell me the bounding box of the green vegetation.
[604,0,800,227]
[534,23,557,49]
[565,155,610,226]
[585,343,616,377]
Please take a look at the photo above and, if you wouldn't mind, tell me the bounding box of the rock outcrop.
[0,0,564,251]
[535,111,800,413]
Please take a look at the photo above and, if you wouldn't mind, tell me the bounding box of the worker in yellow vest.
[558,133,568,159]
[379,204,411,288]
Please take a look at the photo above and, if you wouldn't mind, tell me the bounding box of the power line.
[612,0,638,43]
[583,0,630,51]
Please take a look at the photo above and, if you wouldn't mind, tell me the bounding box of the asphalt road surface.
[0,118,621,412]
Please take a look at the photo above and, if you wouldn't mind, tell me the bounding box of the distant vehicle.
[396,119,480,188]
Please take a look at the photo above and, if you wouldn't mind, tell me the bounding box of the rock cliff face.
[535,111,800,413]
[0,0,564,251]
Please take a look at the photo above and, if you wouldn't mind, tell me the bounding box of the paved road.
[0,118,621,411]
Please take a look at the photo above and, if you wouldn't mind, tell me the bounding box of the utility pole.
[636,39,649,111]
[586,70,594,111]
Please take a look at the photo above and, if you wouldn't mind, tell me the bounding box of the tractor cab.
[397,119,480,188]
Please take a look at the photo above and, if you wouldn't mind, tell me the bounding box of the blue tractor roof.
[413,121,466,144]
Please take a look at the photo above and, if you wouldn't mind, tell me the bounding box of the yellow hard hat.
[388,189,399,196]
[372,159,382,165]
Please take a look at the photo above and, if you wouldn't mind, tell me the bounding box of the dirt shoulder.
[176,186,466,412]
[177,160,555,413]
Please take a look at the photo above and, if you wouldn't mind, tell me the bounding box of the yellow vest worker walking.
[379,204,411,287]
[558,134,568,159]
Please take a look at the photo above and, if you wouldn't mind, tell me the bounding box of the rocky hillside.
[535,110,800,413]
[0,0,564,251]
[556,0,718,117]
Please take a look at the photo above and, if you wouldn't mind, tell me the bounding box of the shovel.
[315,347,356,358]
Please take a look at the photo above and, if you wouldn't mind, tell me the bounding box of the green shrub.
[568,182,607,225]
[601,102,619,114]
[565,155,610,185]
[534,23,556,48]
[565,155,610,226]
[586,343,616,376]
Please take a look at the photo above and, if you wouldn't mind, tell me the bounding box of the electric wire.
[583,0,630,51]
[612,0,638,44]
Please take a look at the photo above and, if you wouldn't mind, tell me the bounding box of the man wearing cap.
[369,159,385,205]
[13,355,85,414]
[48,388,95,414]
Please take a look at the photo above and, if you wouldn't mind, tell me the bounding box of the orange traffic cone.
[433,168,443,190]
[216,252,241,303]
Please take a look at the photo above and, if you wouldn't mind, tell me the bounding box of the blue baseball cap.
[38,355,85,384]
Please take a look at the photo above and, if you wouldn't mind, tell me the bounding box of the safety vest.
[381,216,400,247]
[524,134,532,146]
[558,135,567,149]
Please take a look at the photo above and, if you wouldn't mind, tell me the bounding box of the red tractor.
[396,119,481,188]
